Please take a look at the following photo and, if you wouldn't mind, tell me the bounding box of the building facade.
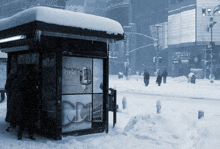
[105,0,132,75]
[84,0,107,17]
[106,0,220,78]
[106,0,168,75]
[168,0,220,78]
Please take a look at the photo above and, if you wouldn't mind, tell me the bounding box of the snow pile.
[123,114,186,146]
[192,117,220,148]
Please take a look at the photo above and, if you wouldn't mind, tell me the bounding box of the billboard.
[62,57,93,94]
[62,95,92,132]
[62,57,104,132]
[168,9,196,45]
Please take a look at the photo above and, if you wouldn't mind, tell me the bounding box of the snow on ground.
[0,75,220,148]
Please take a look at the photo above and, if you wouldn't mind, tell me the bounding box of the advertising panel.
[62,95,92,132]
[93,94,103,122]
[62,56,92,94]
[168,9,195,45]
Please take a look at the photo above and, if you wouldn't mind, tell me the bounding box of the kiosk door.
[41,53,58,135]
[62,56,104,133]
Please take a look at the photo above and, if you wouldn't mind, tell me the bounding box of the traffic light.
[159,57,162,63]
[206,49,212,60]
[153,57,162,63]
[202,8,206,16]
[124,35,127,41]
[213,51,219,62]
[207,42,215,49]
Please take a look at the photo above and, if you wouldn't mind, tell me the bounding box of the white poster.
[93,59,103,93]
[62,57,92,94]
[93,94,103,122]
[62,95,92,132]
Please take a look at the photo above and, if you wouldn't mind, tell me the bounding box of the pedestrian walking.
[162,69,168,83]
[143,70,150,86]
[7,69,26,139]
[191,75,196,84]
[156,70,162,86]
[5,68,17,132]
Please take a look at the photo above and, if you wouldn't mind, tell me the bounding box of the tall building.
[106,0,168,75]
[105,0,134,75]
[132,0,168,75]
[0,0,66,19]
[106,0,220,79]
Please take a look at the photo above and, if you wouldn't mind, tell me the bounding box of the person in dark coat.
[5,68,17,131]
[156,70,162,86]
[162,69,168,84]
[8,70,27,138]
[17,68,39,140]
[143,70,150,86]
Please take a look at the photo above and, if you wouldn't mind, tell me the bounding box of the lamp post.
[124,33,129,80]
[155,24,162,74]
[124,31,158,78]
[202,5,220,83]
[209,18,216,83]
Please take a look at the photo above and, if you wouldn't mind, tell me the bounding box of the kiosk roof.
[0,6,124,36]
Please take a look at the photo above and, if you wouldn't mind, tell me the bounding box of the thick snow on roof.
[0,6,124,36]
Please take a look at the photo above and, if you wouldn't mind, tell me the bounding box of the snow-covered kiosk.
[0,6,124,139]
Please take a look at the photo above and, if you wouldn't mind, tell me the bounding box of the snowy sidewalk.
[109,75,220,100]
[0,75,220,149]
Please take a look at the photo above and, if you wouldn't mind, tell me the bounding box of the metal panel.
[42,31,109,43]
[1,45,29,52]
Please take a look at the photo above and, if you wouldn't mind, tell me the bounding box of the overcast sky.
[66,0,85,6]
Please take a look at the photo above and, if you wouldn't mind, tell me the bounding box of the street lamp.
[124,31,130,80]
[124,31,158,79]
[202,5,220,83]
[155,24,162,74]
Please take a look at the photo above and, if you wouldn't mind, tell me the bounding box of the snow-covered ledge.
[0,6,124,36]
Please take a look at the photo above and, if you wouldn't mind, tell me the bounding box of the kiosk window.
[42,53,56,113]
[93,59,103,93]
[62,57,92,94]
[62,57,104,132]
[93,94,103,122]
[62,95,92,132]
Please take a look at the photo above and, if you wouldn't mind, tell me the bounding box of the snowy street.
[0,75,220,148]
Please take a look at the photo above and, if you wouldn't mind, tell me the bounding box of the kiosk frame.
[0,7,124,140]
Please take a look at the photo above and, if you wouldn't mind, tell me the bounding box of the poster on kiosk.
[62,57,103,133]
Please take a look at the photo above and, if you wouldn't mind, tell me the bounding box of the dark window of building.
[170,0,176,4]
